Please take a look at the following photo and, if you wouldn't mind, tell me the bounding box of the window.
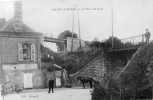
[22,43,30,60]
[31,44,35,61]
[18,43,35,61]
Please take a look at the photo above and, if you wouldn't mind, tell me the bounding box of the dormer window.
[18,43,35,61]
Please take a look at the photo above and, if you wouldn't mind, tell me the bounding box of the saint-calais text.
[52,7,103,11]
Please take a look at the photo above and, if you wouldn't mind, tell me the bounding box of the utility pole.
[111,5,114,48]
[71,4,75,52]
[77,5,82,50]
[110,5,114,99]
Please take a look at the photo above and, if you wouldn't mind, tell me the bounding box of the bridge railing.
[121,34,145,46]
[112,34,146,49]
[44,37,65,44]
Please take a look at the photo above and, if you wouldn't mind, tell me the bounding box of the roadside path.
[2,87,92,100]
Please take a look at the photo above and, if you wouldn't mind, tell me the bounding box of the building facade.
[0,0,44,89]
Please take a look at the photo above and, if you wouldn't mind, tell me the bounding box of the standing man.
[145,29,151,44]
[48,77,54,93]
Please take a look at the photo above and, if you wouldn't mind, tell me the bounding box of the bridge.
[43,37,84,52]
[44,34,149,53]
[70,34,150,81]
[44,37,65,44]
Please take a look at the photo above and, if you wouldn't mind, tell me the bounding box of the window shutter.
[18,43,23,61]
[31,44,36,61]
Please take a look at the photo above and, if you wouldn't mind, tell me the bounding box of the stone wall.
[72,51,127,88]
[71,54,105,87]
[3,69,44,89]
[77,53,105,78]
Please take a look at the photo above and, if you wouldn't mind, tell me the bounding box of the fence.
[109,34,146,50]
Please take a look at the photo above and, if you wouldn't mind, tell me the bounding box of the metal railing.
[1,81,23,94]
[121,34,145,46]
[1,81,14,94]
[44,37,65,44]
[112,34,146,50]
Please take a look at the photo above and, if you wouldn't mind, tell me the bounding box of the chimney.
[14,0,23,32]
[0,18,6,29]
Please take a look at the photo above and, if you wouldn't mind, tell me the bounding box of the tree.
[84,41,90,46]
[100,41,111,49]
[100,36,124,49]
[124,42,133,47]
[89,38,100,48]
[106,36,124,48]
[89,41,100,48]
[56,30,78,52]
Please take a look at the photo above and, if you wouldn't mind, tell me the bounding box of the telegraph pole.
[77,5,82,49]
[110,5,114,100]
[71,4,75,52]
[111,5,114,48]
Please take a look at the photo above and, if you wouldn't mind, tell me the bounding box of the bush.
[56,48,103,74]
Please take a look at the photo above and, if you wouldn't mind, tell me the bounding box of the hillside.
[116,42,153,99]
[40,44,103,74]
[40,45,58,62]
[54,48,103,74]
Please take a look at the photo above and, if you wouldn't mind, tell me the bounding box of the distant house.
[0,0,43,89]
[41,62,68,87]
[66,37,85,52]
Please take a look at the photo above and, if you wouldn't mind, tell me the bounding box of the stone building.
[0,0,43,89]
[42,63,68,87]
[66,37,85,52]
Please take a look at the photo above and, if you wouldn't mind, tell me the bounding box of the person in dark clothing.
[145,29,151,44]
[48,78,54,93]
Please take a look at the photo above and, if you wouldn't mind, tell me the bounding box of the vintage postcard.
[0,0,153,100]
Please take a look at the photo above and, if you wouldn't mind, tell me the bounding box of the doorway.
[24,73,33,89]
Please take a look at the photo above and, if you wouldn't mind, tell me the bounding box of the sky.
[0,0,153,52]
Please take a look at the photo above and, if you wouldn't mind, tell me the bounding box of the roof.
[54,64,62,69]
[0,17,35,32]
[41,62,63,71]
